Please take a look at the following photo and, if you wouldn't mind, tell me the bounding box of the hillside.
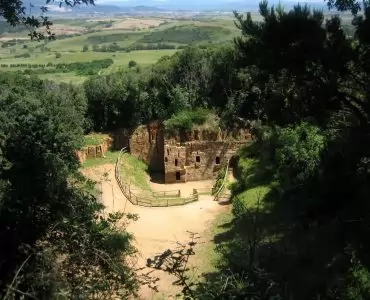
[0,16,239,83]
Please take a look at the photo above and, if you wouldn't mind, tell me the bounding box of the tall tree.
[0,75,138,298]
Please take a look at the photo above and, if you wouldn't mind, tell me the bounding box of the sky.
[95,0,324,10]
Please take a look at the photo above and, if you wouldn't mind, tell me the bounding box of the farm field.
[0,16,239,83]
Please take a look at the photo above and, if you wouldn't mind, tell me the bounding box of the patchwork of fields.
[0,16,241,83]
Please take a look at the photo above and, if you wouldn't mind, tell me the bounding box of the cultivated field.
[0,16,240,83]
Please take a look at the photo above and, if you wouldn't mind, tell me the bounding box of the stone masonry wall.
[163,126,251,183]
[124,122,251,183]
[76,136,113,164]
[164,144,187,183]
[182,141,244,182]
[129,121,164,172]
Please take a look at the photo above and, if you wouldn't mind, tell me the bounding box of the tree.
[0,1,94,39]
[82,44,89,52]
[55,52,61,59]
[0,74,139,298]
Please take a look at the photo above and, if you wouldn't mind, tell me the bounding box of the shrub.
[164,108,210,135]
[128,60,137,68]
[55,52,62,59]
[251,122,326,192]
[14,52,31,58]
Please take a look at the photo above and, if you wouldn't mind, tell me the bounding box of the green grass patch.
[234,185,271,210]
[83,133,109,146]
[232,157,273,209]
[81,151,119,169]
[192,207,233,276]
[119,152,151,192]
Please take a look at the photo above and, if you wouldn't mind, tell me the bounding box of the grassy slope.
[81,151,120,169]
[119,152,152,193]
[194,156,274,280]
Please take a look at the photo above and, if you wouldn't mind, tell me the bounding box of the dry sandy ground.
[82,164,229,299]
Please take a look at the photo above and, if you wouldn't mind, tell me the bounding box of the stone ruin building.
[126,121,251,184]
[76,135,113,164]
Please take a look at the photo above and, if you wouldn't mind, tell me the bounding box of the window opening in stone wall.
[215,156,220,165]
[196,155,201,163]
[175,159,178,166]
[176,171,181,181]
[167,149,170,155]
[178,151,180,157]
[165,157,168,163]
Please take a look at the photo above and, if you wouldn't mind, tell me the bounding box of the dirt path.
[81,164,229,299]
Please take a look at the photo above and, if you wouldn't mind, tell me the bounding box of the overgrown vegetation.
[81,151,119,168]
[138,25,231,45]
[119,152,151,193]
[164,108,212,135]
[11,59,114,76]
[0,73,139,298]
[2,0,370,298]
[83,133,109,146]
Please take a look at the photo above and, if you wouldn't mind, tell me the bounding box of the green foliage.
[86,32,140,44]
[119,152,151,192]
[13,52,31,58]
[251,123,326,191]
[0,73,138,298]
[128,60,137,68]
[164,108,211,135]
[55,52,62,59]
[138,25,231,45]
[143,2,370,299]
[0,1,95,39]
[83,133,107,146]
[192,2,370,299]
[82,44,89,52]
[14,59,114,76]
[81,151,119,168]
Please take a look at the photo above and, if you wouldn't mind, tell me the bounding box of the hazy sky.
[93,0,324,10]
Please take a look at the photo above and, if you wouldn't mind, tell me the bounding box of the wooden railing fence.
[214,158,231,202]
[115,148,199,207]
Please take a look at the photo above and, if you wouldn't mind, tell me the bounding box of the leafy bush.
[164,108,211,135]
[83,133,108,146]
[128,60,137,68]
[55,52,62,59]
[251,122,326,192]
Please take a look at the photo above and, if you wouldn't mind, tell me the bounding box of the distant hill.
[18,0,331,15]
